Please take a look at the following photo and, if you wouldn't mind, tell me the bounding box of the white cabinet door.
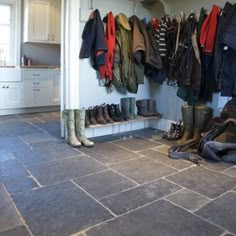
[51,70,60,105]
[51,0,61,43]
[24,77,52,107]
[24,0,61,43]
[0,83,24,109]
[30,0,51,42]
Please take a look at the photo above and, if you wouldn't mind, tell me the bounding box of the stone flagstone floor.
[0,112,236,236]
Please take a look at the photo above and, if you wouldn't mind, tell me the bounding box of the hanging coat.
[79,9,107,70]
[99,12,116,82]
[113,13,138,93]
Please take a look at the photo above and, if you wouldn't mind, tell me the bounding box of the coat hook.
[89,0,95,9]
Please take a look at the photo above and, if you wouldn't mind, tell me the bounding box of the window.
[0,0,20,66]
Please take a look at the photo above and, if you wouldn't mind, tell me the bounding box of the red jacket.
[200,5,220,55]
[99,12,116,81]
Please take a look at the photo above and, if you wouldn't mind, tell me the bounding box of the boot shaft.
[95,105,106,124]
[63,109,81,147]
[136,99,153,117]
[129,97,136,119]
[102,104,114,123]
[88,107,97,125]
[193,106,213,139]
[120,98,130,120]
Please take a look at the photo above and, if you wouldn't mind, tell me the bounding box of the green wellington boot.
[75,109,94,147]
[129,97,136,119]
[177,105,194,144]
[120,98,131,120]
[193,106,213,140]
[63,109,81,147]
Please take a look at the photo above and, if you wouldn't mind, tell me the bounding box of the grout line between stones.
[71,180,117,218]
[164,198,235,234]
[1,184,34,236]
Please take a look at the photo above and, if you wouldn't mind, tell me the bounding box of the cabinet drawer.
[23,70,49,79]
[24,78,49,88]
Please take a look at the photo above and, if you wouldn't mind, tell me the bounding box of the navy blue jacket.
[79,9,107,70]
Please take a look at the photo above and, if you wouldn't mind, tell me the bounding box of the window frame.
[0,0,21,66]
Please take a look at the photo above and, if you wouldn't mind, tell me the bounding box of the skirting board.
[0,106,60,116]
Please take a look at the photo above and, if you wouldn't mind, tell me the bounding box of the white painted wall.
[168,0,236,15]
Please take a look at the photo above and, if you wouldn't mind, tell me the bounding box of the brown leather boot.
[102,104,114,123]
[88,106,97,125]
[95,105,107,124]
[84,109,90,127]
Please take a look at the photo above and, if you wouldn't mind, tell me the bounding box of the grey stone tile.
[223,167,236,178]
[152,135,177,146]
[196,192,236,234]
[110,157,177,184]
[0,159,29,182]
[0,185,22,233]
[0,137,30,152]
[74,170,136,199]
[113,137,160,151]
[100,179,181,215]
[29,139,65,148]
[0,151,15,162]
[90,134,122,143]
[166,188,210,212]
[126,128,162,139]
[12,181,113,236]
[14,143,81,167]
[34,121,61,137]
[3,177,39,195]
[86,200,223,236]
[29,156,107,185]
[167,166,236,198]
[81,143,140,165]
[20,133,58,144]
[0,115,19,121]
[139,149,193,170]
[153,144,170,155]
[18,113,48,119]
[203,160,234,172]
[0,225,31,236]
[0,126,43,137]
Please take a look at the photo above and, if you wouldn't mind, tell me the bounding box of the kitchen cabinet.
[0,83,24,109]
[23,0,61,44]
[23,69,60,107]
[51,69,60,104]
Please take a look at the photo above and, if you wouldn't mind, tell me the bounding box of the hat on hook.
[116,13,131,30]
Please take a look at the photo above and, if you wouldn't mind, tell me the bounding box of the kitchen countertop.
[21,65,60,69]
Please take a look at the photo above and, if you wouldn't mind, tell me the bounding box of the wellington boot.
[75,109,94,147]
[136,100,153,117]
[63,109,81,147]
[129,97,136,119]
[102,104,114,123]
[120,98,131,120]
[193,106,213,140]
[95,105,107,124]
[88,106,97,125]
[177,105,194,144]
[147,99,160,116]
[85,109,90,127]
